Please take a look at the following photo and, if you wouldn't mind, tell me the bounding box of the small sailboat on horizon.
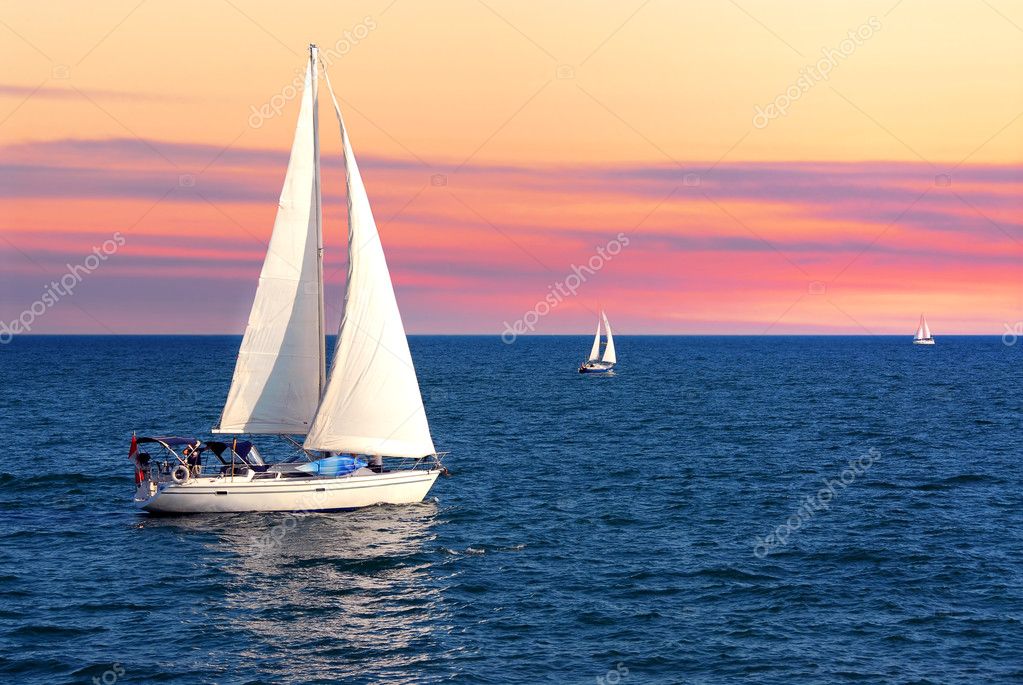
[579,311,617,374]
[130,45,446,514]
[913,314,935,345]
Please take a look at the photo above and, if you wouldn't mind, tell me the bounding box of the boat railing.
[396,452,449,471]
[148,461,255,480]
[148,452,449,481]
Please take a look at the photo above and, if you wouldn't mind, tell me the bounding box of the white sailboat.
[579,311,617,373]
[131,46,446,514]
[913,314,935,345]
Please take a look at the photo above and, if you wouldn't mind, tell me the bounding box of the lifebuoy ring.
[171,464,190,484]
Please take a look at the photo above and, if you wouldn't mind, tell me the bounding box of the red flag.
[128,433,138,460]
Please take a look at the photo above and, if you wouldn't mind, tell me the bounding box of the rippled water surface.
[1,335,1021,684]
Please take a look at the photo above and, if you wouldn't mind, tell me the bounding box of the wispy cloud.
[0,85,189,103]
[2,137,1020,334]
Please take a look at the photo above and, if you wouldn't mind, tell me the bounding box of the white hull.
[579,361,615,373]
[135,469,440,514]
[913,338,935,345]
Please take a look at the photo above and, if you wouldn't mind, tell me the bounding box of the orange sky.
[1,0,1021,335]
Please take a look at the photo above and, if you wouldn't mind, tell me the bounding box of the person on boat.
[183,445,203,476]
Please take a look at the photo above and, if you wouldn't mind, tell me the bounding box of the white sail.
[588,317,601,360]
[601,311,617,363]
[216,57,322,435]
[303,68,436,458]
[915,314,931,340]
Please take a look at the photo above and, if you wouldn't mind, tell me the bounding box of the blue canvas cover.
[296,455,368,477]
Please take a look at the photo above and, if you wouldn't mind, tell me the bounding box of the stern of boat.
[132,479,160,510]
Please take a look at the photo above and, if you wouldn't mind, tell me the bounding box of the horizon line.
[2,333,1008,338]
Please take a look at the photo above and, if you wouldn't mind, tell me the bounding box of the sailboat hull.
[913,339,935,345]
[134,469,441,514]
[579,362,615,374]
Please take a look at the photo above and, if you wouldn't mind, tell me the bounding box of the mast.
[310,44,327,398]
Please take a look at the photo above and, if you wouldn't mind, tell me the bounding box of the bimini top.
[138,436,199,447]
[136,436,255,462]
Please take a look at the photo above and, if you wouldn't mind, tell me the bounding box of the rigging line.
[317,57,347,145]
[281,433,319,460]
[314,58,427,379]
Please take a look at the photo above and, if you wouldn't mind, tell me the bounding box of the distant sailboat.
[579,311,617,373]
[913,314,935,345]
[130,45,446,514]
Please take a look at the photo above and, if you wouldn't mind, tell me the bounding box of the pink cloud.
[1,138,1020,334]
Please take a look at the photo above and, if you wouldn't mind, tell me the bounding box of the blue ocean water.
[0,335,1021,684]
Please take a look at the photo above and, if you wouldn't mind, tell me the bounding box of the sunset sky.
[1,0,1021,335]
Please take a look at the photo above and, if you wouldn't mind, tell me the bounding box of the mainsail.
[303,67,436,458]
[216,55,323,435]
[588,318,601,360]
[601,311,617,363]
